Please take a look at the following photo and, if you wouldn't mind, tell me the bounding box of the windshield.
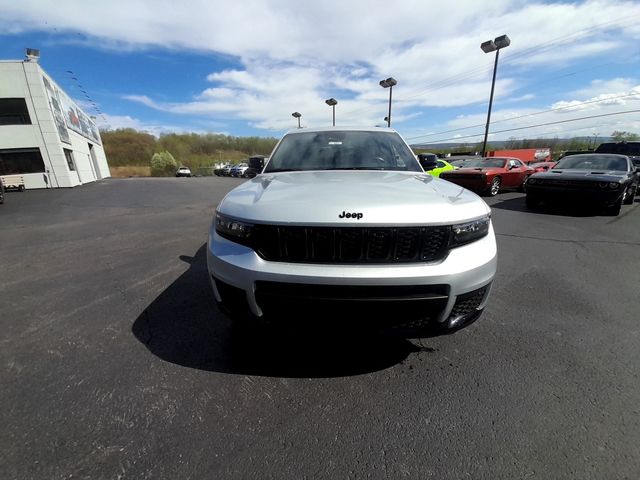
[459,158,506,168]
[554,154,628,171]
[264,131,421,173]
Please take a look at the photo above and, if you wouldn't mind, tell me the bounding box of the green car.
[428,159,455,177]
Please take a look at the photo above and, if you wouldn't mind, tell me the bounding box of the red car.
[529,161,557,173]
[440,157,533,196]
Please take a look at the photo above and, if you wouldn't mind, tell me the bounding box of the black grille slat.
[367,229,393,260]
[338,228,365,261]
[310,228,335,261]
[421,227,450,260]
[394,228,420,260]
[252,225,450,264]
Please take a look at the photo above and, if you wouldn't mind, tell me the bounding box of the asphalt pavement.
[1,177,639,479]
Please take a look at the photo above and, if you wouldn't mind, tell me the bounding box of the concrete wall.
[0,60,110,189]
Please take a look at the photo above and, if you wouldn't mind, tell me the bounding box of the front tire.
[623,185,635,205]
[486,177,501,197]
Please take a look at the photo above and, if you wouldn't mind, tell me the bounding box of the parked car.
[529,161,557,173]
[557,150,593,160]
[594,142,640,191]
[221,164,234,176]
[594,141,640,161]
[440,157,533,196]
[175,166,192,177]
[525,153,638,215]
[0,177,4,204]
[214,164,232,176]
[429,160,455,177]
[245,155,267,178]
[417,154,455,177]
[230,163,249,177]
[207,127,497,337]
[448,156,481,168]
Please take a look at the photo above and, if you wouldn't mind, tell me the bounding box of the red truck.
[487,148,551,164]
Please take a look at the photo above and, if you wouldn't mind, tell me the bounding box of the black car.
[594,141,640,161]
[0,177,4,204]
[525,153,638,215]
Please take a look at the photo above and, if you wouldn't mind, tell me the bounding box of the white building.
[0,52,110,189]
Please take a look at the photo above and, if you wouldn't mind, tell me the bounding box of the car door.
[502,159,519,187]
[506,159,527,187]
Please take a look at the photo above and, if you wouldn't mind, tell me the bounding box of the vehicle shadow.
[131,244,430,378]
[490,194,612,217]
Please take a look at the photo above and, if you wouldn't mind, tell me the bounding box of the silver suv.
[207,127,497,336]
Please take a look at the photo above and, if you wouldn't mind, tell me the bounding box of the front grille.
[538,179,595,188]
[251,225,451,264]
[254,281,449,324]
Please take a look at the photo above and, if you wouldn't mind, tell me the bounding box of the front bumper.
[206,222,497,333]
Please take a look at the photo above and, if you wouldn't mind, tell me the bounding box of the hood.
[532,169,628,181]
[218,171,490,225]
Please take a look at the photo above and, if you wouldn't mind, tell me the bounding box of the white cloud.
[2,0,640,135]
[97,113,209,137]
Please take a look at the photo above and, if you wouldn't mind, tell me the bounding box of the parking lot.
[1,177,639,479]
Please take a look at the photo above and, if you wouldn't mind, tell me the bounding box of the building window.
[63,149,76,171]
[0,98,32,125]
[0,148,45,175]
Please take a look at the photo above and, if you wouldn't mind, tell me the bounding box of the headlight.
[528,177,537,184]
[215,212,254,246]
[609,182,621,189]
[449,215,490,248]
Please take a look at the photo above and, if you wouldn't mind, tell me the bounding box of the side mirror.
[417,153,437,171]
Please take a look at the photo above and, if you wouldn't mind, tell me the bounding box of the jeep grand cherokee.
[207,127,497,336]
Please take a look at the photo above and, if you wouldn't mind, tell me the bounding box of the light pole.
[325,98,337,126]
[379,77,397,127]
[292,111,302,128]
[480,34,510,157]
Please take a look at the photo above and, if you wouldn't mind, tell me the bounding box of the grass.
[110,166,152,177]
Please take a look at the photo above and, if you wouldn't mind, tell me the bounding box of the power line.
[417,109,640,144]
[406,91,640,141]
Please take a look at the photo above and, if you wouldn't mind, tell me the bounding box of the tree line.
[102,128,639,175]
[100,128,278,174]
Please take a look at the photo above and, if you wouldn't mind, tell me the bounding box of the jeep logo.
[339,211,363,219]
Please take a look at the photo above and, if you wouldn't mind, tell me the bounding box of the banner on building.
[42,76,71,145]
[57,87,102,145]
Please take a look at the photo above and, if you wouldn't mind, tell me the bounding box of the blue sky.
[1,0,639,144]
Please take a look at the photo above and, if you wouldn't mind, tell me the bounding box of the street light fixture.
[480,34,510,156]
[379,77,397,127]
[292,111,302,128]
[325,98,338,126]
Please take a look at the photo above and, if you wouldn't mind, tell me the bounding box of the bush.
[150,151,178,176]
